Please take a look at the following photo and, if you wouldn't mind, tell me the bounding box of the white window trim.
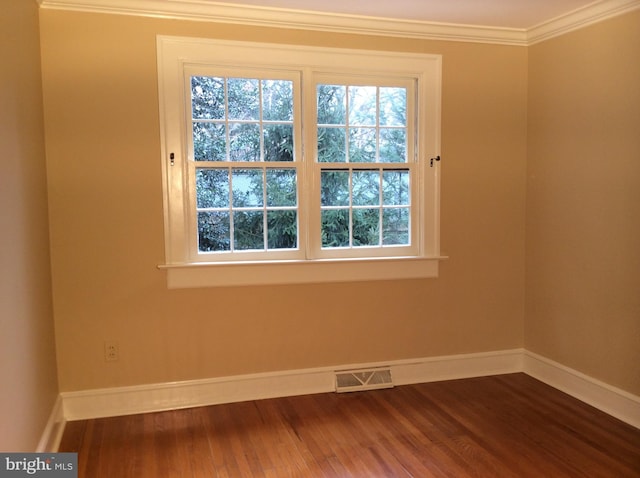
[157,36,444,288]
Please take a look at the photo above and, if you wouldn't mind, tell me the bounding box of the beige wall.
[38,11,527,392]
[0,1,59,450]
[526,11,640,395]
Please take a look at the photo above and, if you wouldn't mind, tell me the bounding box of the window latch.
[430,155,441,167]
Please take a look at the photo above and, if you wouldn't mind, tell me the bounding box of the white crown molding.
[38,0,529,45]
[38,0,640,46]
[527,0,640,45]
[37,0,640,46]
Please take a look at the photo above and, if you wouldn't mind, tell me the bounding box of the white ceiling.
[212,0,599,29]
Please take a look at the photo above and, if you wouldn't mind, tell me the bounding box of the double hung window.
[157,37,442,287]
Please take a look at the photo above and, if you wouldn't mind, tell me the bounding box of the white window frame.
[157,36,443,288]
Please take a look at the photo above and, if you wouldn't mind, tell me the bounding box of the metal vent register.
[335,368,393,393]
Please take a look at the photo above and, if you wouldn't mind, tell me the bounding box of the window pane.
[349,127,376,163]
[266,169,296,207]
[318,127,346,162]
[267,210,297,249]
[352,170,380,206]
[196,169,229,208]
[317,85,346,125]
[379,87,406,126]
[383,208,409,245]
[193,123,226,161]
[263,124,294,162]
[232,169,263,207]
[379,128,406,163]
[229,123,260,162]
[198,211,230,251]
[233,211,264,250]
[321,170,349,207]
[262,80,293,121]
[191,76,225,120]
[348,86,376,126]
[353,208,380,246]
[382,170,409,205]
[321,209,349,247]
[228,78,259,120]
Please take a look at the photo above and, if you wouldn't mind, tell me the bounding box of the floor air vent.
[335,368,393,393]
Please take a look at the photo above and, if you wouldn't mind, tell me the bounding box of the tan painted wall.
[39,11,527,392]
[526,11,640,395]
[0,0,59,450]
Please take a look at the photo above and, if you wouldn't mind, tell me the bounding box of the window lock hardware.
[430,155,441,167]
[170,152,175,166]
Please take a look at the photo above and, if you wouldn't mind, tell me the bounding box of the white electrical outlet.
[104,341,119,362]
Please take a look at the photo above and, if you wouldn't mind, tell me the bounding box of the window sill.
[159,256,447,288]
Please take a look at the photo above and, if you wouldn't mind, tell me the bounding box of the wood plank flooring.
[59,373,640,477]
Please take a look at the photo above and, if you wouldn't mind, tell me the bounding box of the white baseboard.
[36,395,65,452]
[61,349,523,421]
[523,351,640,429]
[392,348,523,385]
[62,367,335,421]
[59,348,639,435]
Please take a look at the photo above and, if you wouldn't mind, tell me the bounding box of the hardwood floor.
[59,373,640,477]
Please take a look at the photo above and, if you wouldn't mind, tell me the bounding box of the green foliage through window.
[191,75,412,255]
